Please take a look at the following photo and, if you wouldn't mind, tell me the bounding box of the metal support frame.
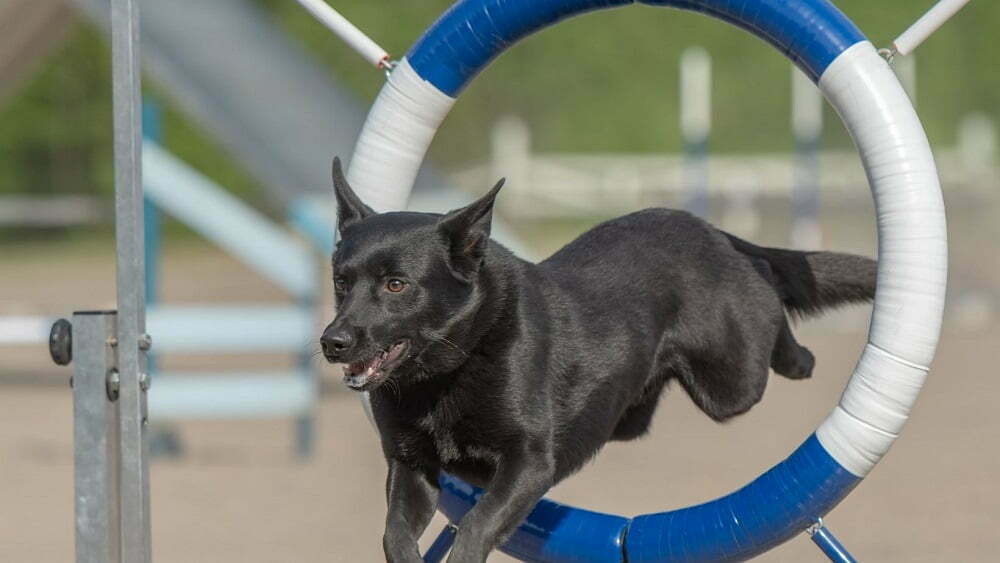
[142,98,161,366]
[790,65,823,249]
[679,47,711,218]
[72,312,121,563]
[109,0,152,560]
[423,525,458,563]
[71,309,152,563]
[295,250,321,458]
[808,521,857,562]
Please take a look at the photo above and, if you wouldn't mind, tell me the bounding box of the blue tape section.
[407,0,865,95]
[407,0,634,96]
[437,474,629,562]
[643,1,865,81]
[624,434,860,562]
[435,435,857,562]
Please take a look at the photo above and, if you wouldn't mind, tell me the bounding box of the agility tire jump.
[346,1,947,561]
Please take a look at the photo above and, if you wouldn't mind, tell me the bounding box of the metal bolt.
[106,369,120,401]
[877,47,896,65]
[139,371,151,391]
[138,333,152,351]
[107,337,118,347]
[48,318,73,366]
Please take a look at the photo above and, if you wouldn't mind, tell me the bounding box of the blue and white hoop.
[347,1,947,560]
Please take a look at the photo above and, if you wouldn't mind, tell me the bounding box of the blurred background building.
[1,1,997,561]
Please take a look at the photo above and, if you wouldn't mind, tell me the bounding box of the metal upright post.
[680,47,711,218]
[296,250,318,458]
[72,312,121,563]
[142,99,161,354]
[893,53,917,107]
[110,0,152,560]
[790,65,823,249]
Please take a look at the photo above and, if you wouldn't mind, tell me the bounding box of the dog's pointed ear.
[438,178,505,279]
[332,156,374,233]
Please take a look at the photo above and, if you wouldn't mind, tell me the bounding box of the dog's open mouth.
[342,340,410,391]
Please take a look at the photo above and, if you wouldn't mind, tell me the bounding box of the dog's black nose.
[321,326,354,360]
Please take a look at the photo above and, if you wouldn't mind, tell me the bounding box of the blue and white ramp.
[347,1,947,561]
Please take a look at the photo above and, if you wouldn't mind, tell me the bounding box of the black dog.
[321,157,876,562]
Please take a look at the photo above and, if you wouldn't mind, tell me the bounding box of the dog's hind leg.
[671,329,771,423]
[770,317,815,380]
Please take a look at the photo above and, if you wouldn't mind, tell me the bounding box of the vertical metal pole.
[893,54,917,107]
[142,98,161,376]
[111,0,152,560]
[143,99,184,459]
[680,47,711,218]
[73,312,121,563]
[490,115,531,212]
[295,355,316,457]
[296,219,325,458]
[790,65,823,249]
[295,258,317,458]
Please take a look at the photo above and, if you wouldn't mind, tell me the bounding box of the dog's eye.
[334,277,347,291]
[386,279,406,293]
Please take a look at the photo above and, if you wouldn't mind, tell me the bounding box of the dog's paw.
[783,347,815,380]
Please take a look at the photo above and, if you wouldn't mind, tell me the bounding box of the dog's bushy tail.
[724,233,876,318]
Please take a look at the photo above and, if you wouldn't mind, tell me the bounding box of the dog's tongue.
[346,343,407,379]
[385,341,406,364]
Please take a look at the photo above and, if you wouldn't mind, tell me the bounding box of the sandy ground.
[1,197,998,561]
[2,321,999,562]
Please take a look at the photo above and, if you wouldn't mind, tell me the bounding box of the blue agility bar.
[407,0,864,96]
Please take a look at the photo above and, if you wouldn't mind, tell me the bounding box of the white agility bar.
[148,305,314,354]
[293,0,390,67]
[893,0,971,56]
[0,315,52,345]
[148,371,314,420]
[143,141,315,300]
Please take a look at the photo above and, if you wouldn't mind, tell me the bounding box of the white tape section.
[816,41,947,477]
[347,58,456,212]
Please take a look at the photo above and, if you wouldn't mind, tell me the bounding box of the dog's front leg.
[383,459,440,563]
[447,448,554,563]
